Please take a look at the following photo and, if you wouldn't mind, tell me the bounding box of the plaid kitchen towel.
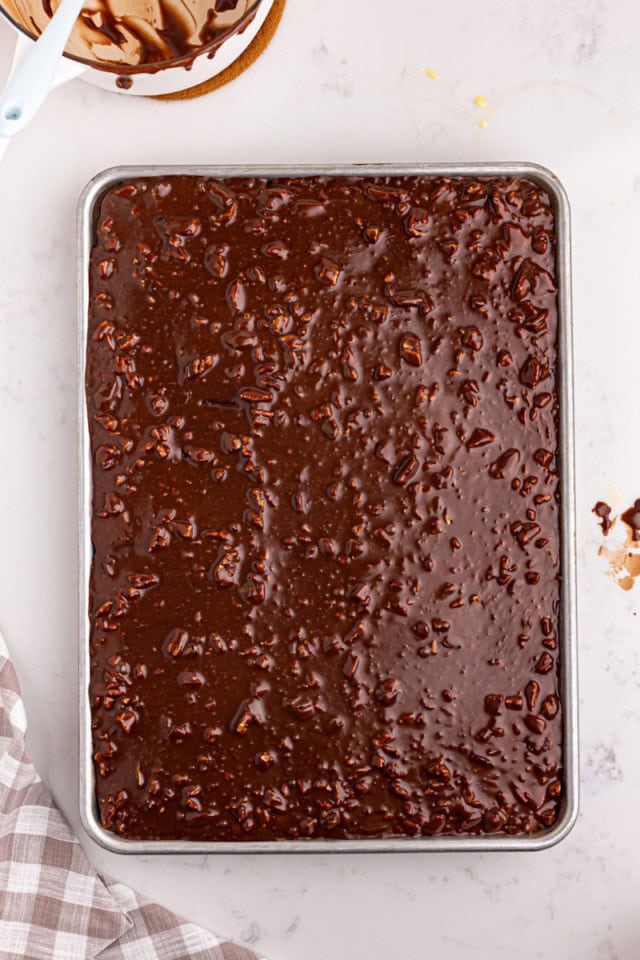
[0,631,266,960]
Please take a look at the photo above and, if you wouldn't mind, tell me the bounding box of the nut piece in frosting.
[1,0,255,68]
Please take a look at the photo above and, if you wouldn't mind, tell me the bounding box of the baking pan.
[78,163,578,854]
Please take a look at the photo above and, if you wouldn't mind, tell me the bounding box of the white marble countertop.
[1,1,639,957]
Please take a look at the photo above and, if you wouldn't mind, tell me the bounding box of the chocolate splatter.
[621,500,640,542]
[593,500,613,535]
[596,496,640,591]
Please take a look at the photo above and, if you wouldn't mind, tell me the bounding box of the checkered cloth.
[0,631,266,960]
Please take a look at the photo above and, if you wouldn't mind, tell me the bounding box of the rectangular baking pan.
[78,163,578,854]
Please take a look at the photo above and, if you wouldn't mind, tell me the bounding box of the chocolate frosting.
[86,175,563,841]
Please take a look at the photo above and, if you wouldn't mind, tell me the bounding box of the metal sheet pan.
[78,163,578,854]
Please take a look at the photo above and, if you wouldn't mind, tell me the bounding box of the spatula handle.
[0,0,85,139]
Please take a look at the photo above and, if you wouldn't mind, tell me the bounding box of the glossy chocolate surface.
[86,174,563,841]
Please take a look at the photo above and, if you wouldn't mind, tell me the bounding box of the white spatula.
[0,0,85,158]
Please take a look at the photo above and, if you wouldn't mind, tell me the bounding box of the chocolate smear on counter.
[596,497,640,591]
[593,501,613,535]
[621,500,640,542]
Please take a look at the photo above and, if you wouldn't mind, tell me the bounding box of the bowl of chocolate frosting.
[0,0,274,95]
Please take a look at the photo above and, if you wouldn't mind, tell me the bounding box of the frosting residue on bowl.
[2,0,255,69]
